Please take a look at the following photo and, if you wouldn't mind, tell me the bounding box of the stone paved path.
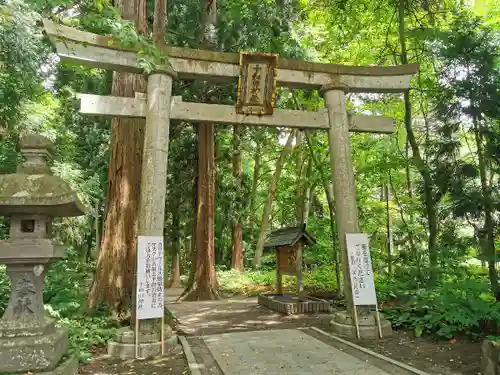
[200,329,392,375]
[165,288,332,336]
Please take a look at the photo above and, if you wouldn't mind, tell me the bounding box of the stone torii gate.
[43,20,418,353]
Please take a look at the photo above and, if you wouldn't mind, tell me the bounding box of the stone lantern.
[0,134,85,374]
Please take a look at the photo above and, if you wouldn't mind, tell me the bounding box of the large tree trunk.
[182,123,219,300]
[180,0,219,300]
[248,141,262,248]
[87,0,147,318]
[295,132,306,223]
[326,183,342,295]
[304,132,342,294]
[472,113,498,296]
[253,130,297,267]
[152,0,166,45]
[89,200,101,260]
[231,125,244,271]
[300,156,312,224]
[180,126,199,297]
[168,197,182,288]
[398,0,438,274]
[385,184,394,274]
[294,132,311,225]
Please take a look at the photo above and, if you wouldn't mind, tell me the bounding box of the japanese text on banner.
[346,233,377,306]
[136,236,164,320]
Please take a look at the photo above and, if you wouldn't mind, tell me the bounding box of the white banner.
[346,233,377,306]
[136,236,164,320]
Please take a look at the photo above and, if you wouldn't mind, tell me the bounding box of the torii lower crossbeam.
[79,94,395,133]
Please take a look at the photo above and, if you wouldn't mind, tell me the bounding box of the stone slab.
[7,355,78,375]
[304,327,429,375]
[33,355,78,375]
[115,326,167,344]
[331,318,393,339]
[203,329,392,375]
[258,294,332,315]
[0,327,68,373]
[0,317,56,338]
[330,310,393,339]
[481,339,500,375]
[179,336,204,375]
[107,334,178,359]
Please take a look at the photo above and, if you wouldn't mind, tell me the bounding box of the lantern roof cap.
[0,134,85,217]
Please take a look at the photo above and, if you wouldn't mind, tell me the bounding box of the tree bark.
[231,125,244,271]
[472,111,498,296]
[295,132,306,223]
[152,0,166,44]
[87,0,147,318]
[181,0,219,300]
[191,125,198,275]
[168,195,182,288]
[253,130,296,267]
[398,0,438,274]
[304,132,342,294]
[301,157,312,224]
[385,184,394,274]
[182,123,219,300]
[179,126,199,299]
[248,142,262,248]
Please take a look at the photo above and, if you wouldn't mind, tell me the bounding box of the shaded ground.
[166,288,332,336]
[79,345,188,375]
[166,288,482,375]
[352,330,481,375]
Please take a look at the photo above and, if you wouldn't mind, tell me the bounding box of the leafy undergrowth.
[381,278,500,341]
[0,249,118,364]
[216,269,278,296]
[216,266,339,296]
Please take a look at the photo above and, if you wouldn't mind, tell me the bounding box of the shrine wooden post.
[43,20,418,348]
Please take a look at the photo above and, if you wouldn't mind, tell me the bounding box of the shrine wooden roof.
[263,224,316,249]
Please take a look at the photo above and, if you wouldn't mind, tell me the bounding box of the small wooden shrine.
[264,224,316,294]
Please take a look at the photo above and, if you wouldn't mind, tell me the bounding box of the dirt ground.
[79,345,188,375]
[166,289,483,375]
[353,331,482,375]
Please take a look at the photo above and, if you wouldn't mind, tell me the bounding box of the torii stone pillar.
[138,70,175,237]
[322,82,392,338]
[108,68,179,359]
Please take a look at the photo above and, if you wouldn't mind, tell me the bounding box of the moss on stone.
[0,174,85,216]
[19,135,55,153]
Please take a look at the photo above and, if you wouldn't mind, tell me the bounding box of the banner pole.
[135,318,140,358]
[161,315,165,355]
[353,305,360,339]
[375,303,383,338]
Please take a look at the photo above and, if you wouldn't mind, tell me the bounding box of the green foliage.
[216,269,277,296]
[302,266,338,291]
[76,0,168,73]
[58,316,117,363]
[217,267,339,296]
[0,0,50,130]
[383,279,500,339]
[0,266,10,313]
